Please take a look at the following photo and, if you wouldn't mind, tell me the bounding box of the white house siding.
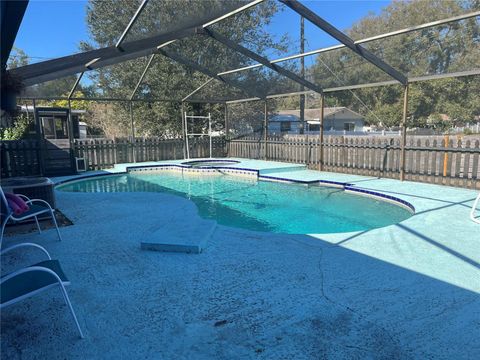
[323,110,364,132]
[270,107,365,135]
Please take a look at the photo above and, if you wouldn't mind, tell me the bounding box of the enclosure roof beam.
[359,11,480,44]
[280,0,407,85]
[68,72,84,99]
[202,0,265,28]
[18,69,478,105]
[18,96,225,104]
[408,69,480,82]
[157,48,264,99]
[202,28,324,95]
[129,53,156,100]
[10,28,195,86]
[1,0,29,72]
[321,69,480,90]
[8,1,252,86]
[216,10,480,77]
[85,58,101,70]
[116,0,149,50]
[225,69,480,104]
[182,78,215,102]
[22,9,477,86]
[153,0,265,75]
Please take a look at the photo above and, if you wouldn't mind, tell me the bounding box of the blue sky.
[14,0,391,64]
[14,0,89,62]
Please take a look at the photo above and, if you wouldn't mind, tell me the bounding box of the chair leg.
[50,210,62,241]
[58,283,84,339]
[0,220,7,246]
[35,216,42,234]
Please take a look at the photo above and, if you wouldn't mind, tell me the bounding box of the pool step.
[140,219,217,254]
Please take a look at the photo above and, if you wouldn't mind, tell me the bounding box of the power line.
[315,56,384,124]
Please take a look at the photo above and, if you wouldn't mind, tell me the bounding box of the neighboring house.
[20,105,87,139]
[269,107,365,135]
[267,114,304,135]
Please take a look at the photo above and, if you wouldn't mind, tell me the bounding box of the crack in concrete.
[316,246,412,357]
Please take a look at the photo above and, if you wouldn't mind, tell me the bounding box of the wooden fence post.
[318,94,324,171]
[224,103,229,157]
[443,134,449,177]
[129,101,136,163]
[181,102,187,159]
[399,84,409,181]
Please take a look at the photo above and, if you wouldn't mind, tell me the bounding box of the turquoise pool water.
[57,173,412,234]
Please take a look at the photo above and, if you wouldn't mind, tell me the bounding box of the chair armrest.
[1,242,52,260]
[1,265,62,284]
[24,198,55,211]
[16,194,32,202]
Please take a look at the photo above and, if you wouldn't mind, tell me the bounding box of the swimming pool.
[57,172,413,234]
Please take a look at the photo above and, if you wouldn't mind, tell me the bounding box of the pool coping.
[55,162,415,214]
[181,159,241,166]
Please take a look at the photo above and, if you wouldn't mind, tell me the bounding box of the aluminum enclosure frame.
[7,0,480,182]
[8,1,478,102]
[279,0,407,85]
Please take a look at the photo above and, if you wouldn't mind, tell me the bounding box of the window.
[280,121,291,132]
[41,117,55,139]
[344,122,355,131]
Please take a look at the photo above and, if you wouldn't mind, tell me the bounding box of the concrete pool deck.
[1,158,479,359]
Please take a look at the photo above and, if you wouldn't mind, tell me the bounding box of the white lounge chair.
[471,193,480,224]
[0,243,84,338]
[0,186,62,244]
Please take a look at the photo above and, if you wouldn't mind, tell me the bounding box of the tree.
[82,0,288,137]
[0,113,32,140]
[24,76,78,99]
[7,47,29,69]
[85,102,131,138]
[48,91,90,110]
[2,47,29,121]
[309,0,480,128]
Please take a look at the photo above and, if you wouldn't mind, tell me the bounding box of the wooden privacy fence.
[2,135,479,189]
[1,137,226,176]
[1,138,74,177]
[227,136,480,189]
[73,137,226,171]
[1,140,42,178]
[73,138,183,170]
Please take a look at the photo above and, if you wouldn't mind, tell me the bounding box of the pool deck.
[2,158,479,359]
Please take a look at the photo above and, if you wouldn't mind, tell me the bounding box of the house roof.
[19,105,86,114]
[273,107,364,121]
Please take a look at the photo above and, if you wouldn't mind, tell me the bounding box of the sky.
[13,0,391,64]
